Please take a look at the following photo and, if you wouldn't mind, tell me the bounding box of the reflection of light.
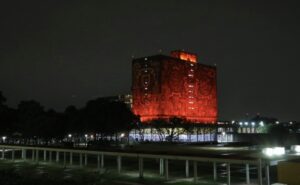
[263,147,285,157]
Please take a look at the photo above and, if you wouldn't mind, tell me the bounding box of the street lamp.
[259,121,264,127]
[2,136,6,143]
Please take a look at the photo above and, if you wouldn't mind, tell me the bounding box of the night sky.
[0,1,299,121]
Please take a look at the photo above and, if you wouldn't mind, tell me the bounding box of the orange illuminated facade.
[132,50,217,123]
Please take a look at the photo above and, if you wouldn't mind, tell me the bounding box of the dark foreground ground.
[0,160,220,185]
[1,158,251,185]
[0,143,279,185]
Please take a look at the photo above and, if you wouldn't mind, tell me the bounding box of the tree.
[17,100,45,140]
[0,91,16,137]
[81,98,134,139]
[0,91,6,105]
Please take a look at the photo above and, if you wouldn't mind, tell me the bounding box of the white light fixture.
[263,147,285,157]
[68,134,72,138]
[251,122,255,126]
[276,121,280,124]
[291,145,300,153]
[239,122,243,126]
[245,122,248,126]
[259,121,264,126]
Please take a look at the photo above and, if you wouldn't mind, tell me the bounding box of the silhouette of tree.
[0,91,6,105]
[81,98,134,139]
[17,100,45,141]
[0,91,16,137]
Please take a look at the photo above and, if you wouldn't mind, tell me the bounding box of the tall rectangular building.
[132,50,217,123]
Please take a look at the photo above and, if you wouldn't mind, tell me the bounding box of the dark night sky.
[0,1,299,121]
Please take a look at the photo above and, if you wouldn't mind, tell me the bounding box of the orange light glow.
[132,51,217,124]
[170,51,197,63]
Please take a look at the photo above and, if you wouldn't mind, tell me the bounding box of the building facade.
[132,50,217,123]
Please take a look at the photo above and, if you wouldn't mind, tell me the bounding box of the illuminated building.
[132,50,217,123]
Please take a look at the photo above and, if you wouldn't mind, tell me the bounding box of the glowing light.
[245,122,248,126]
[276,121,279,124]
[263,147,285,157]
[239,122,243,126]
[68,134,72,138]
[274,147,285,155]
[259,121,264,126]
[170,51,197,63]
[231,120,235,124]
[291,145,300,153]
[2,136,6,141]
[263,148,274,157]
[132,50,217,123]
[84,134,88,138]
[120,133,125,137]
[251,122,255,126]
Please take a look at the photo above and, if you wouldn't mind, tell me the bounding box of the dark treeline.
[0,91,136,145]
